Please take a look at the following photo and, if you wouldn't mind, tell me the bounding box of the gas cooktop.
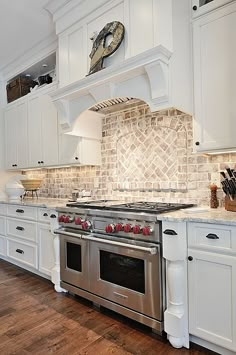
[66,200,194,214]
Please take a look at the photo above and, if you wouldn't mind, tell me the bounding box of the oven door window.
[100,250,145,293]
[66,242,82,272]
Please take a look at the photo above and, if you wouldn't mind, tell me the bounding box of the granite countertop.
[157,207,236,226]
[0,198,69,209]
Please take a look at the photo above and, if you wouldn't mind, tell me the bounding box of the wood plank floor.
[0,259,216,355]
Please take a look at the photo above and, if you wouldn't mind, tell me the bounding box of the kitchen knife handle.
[220,171,226,179]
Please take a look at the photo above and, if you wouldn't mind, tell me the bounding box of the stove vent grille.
[90,97,133,112]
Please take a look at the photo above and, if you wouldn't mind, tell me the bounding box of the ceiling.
[0,0,55,72]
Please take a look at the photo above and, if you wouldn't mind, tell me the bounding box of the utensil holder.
[225,196,236,212]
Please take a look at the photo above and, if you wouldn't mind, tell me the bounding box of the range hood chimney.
[50,45,172,134]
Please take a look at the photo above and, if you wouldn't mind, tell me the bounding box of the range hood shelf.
[50,45,172,134]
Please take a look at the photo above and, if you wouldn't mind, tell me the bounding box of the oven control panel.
[58,212,93,231]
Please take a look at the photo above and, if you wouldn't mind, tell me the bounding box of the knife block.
[225,196,236,212]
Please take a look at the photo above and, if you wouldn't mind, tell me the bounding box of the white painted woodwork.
[0,204,6,216]
[0,235,6,257]
[38,223,55,276]
[162,221,189,349]
[193,2,236,152]
[37,208,51,224]
[59,135,101,166]
[7,238,38,269]
[188,249,236,351]
[192,0,234,18]
[188,222,236,254]
[40,95,59,166]
[0,216,6,235]
[5,101,28,170]
[28,93,58,167]
[7,205,37,221]
[47,0,192,133]
[7,218,37,243]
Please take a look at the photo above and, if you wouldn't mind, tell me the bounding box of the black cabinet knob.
[188,256,193,261]
[163,229,178,236]
[192,5,198,10]
[195,141,200,146]
[43,213,48,217]
[75,157,79,160]
[40,161,44,164]
[38,161,41,164]
[206,233,219,240]
[50,214,57,218]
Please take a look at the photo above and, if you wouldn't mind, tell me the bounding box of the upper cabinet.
[5,100,28,170]
[192,0,234,18]
[192,1,236,153]
[28,91,59,168]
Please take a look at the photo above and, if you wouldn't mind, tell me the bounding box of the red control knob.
[142,226,152,236]
[75,217,82,225]
[133,225,141,234]
[105,224,115,233]
[64,215,74,223]
[124,224,132,233]
[58,215,65,223]
[81,221,91,230]
[115,223,123,232]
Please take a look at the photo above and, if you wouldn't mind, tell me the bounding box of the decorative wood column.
[162,221,189,349]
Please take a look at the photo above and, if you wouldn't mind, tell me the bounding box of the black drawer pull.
[50,214,57,219]
[206,233,219,240]
[16,209,24,213]
[43,213,48,217]
[16,226,25,231]
[163,229,178,236]
[16,249,24,254]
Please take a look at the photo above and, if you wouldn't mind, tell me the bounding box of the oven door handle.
[81,235,159,255]
[54,229,83,239]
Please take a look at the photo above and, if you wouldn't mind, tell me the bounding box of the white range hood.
[50,45,172,134]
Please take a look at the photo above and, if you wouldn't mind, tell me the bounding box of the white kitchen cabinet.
[5,100,28,169]
[28,93,58,167]
[38,223,55,277]
[192,0,233,18]
[59,134,101,166]
[193,2,236,153]
[188,248,236,351]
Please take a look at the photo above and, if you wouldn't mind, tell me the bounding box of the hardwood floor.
[0,259,216,355]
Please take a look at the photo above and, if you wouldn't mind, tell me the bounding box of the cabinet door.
[192,0,233,18]
[5,105,17,169]
[28,95,42,167]
[193,3,236,152]
[38,223,55,277]
[58,133,80,165]
[17,101,28,168]
[188,249,236,351]
[40,95,58,166]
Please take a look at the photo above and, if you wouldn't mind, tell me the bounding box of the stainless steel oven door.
[83,234,162,321]
[57,229,90,291]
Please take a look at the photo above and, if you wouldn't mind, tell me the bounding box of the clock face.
[88,21,125,75]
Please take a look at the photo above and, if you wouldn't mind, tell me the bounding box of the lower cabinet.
[38,223,55,276]
[0,235,6,257]
[188,248,236,351]
[7,238,38,269]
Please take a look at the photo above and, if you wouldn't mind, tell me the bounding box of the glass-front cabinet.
[192,0,233,18]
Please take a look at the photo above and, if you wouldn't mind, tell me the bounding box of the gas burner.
[107,201,194,214]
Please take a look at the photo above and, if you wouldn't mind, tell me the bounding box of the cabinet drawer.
[7,239,37,269]
[0,235,6,256]
[37,208,50,224]
[7,218,37,242]
[0,216,6,235]
[188,222,236,252]
[0,204,6,216]
[7,205,37,221]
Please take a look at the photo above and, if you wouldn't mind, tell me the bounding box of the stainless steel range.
[55,201,193,333]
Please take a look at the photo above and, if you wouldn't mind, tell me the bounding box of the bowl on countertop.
[20,179,42,191]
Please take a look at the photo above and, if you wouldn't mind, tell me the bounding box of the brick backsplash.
[24,104,236,207]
